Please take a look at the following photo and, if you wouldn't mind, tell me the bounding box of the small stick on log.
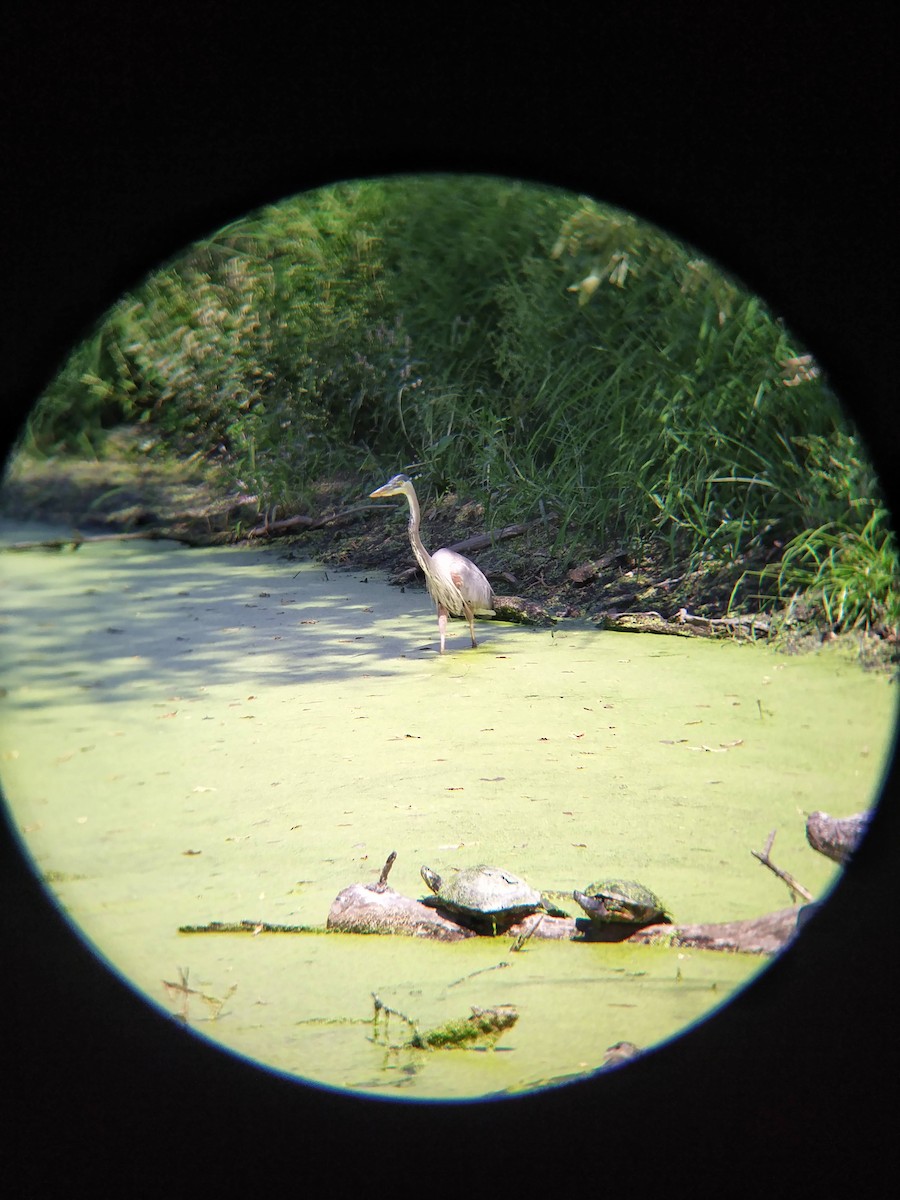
[509,912,544,952]
[367,850,397,892]
[751,830,814,903]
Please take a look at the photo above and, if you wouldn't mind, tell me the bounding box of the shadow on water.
[0,531,511,704]
[1,526,896,1100]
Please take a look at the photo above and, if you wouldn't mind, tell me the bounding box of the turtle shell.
[573,878,670,925]
[421,864,543,923]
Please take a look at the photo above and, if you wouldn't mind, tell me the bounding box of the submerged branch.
[179,919,325,934]
[3,528,212,550]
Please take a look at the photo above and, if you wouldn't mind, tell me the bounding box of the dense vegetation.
[17,175,898,636]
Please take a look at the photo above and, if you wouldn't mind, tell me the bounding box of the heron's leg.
[437,605,448,654]
[462,601,477,647]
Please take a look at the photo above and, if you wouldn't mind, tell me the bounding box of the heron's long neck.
[404,488,433,575]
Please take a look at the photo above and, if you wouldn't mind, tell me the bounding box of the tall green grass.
[746,507,900,634]
[17,175,897,634]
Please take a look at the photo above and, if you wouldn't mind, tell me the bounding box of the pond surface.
[0,526,894,1100]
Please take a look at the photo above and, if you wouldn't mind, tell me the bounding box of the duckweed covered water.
[0,528,894,1100]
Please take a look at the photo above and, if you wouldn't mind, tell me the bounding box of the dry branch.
[751,829,814,902]
[445,519,550,556]
[391,517,552,585]
[244,504,381,538]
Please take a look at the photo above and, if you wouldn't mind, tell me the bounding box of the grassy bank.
[8,175,898,646]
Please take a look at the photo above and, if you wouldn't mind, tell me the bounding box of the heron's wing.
[432,548,494,614]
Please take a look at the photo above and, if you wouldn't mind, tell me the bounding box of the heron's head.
[369,473,413,500]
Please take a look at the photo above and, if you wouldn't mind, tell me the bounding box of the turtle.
[573,879,671,927]
[420,864,566,935]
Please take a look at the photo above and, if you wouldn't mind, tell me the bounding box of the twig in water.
[162,968,237,1024]
[510,912,544,952]
[448,962,511,988]
[751,830,814,903]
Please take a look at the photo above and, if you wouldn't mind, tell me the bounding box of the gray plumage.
[369,473,494,653]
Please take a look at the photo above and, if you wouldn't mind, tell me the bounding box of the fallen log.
[327,883,803,954]
[599,608,771,640]
[491,595,556,626]
[491,907,800,954]
[408,1005,519,1050]
[179,919,324,935]
[623,907,800,955]
[244,504,380,538]
[327,883,477,941]
[600,611,701,638]
[566,550,630,585]
[446,517,555,556]
[3,527,206,551]
[391,517,555,586]
[806,810,869,864]
[674,607,771,637]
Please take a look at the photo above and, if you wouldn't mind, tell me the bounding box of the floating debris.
[408,1005,519,1050]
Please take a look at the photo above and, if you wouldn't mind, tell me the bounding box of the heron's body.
[369,473,494,653]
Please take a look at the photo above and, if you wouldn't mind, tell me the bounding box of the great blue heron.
[369,473,495,653]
